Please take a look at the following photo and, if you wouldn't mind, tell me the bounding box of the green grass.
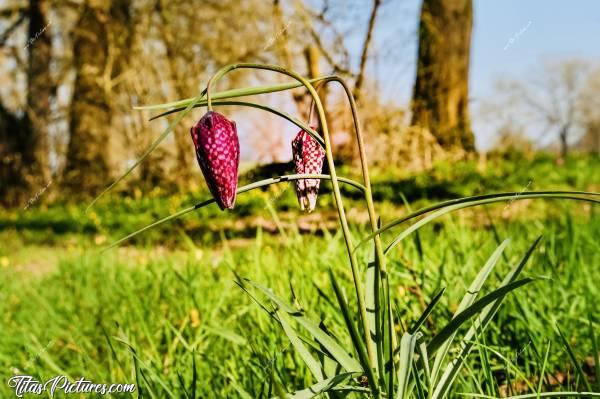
[0,155,598,397]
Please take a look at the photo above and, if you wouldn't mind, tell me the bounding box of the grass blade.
[409,288,446,334]
[556,323,593,392]
[247,279,363,373]
[396,332,419,399]
[102,174,365,251]
[282,372,361,399]
[431,240,509,383]
[353,192,600,253]
[277,310,324,382]
[537,340,551,394]
[382,194,599,255]
[365,260,378,375]
[330,270,379,394]
[460,393,600,398]
[590,313,600,391]
[428,277,543,355]
[134,77,329,110]
[431,237,542,399]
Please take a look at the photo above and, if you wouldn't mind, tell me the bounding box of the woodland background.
[1,0,598,207]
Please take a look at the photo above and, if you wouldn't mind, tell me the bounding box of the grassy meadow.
[1,154,599,398]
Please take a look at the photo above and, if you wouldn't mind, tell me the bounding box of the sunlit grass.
[0,207,597,397]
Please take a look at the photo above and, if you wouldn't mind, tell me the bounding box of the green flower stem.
[312,77,389,384]
[102,174,367,252]
[205,63,379,394]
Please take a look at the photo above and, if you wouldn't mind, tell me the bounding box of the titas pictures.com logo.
[7,375,136,397]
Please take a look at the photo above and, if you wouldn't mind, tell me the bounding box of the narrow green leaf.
[150,100,325,147]
[204,326,247,346]
[428,277,543,355]
[409,288,446,334]
[460,393,600,399]
[277,310,324,382]
[396,332,419,399]
[329,270,378,393]
[382,195,599,255]
[247,280,362,373]
[365,260,378,373]
[101,174,365,251]
[537,340,551,394]
[354,192,600,254]
[431,240,509,383]
[281,372,361,399]
[135,77,329,110]
[590,314,600,391]
[556,324,593,392]
[431,237,542,399]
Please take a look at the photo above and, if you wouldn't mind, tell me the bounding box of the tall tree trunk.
[559,124,569,159]
[63,1,112,194]
[25,0,51,185]
[411,0,475,151]
[0,104,29,205]
[0,0,51,206]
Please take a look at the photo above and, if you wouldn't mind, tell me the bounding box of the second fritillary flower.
[292,129,325,212]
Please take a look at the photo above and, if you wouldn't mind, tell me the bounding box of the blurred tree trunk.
[0,104,29,205]
[411,0,475,151]
[63,1,112,193]
[559,124,569,159]
[25,0,51,185]
[0,0,51,206]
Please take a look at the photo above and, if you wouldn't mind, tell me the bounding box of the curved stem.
[311,76,389,381]
[310,77,385,269]
[206,64,241,110]
[205,63,379,390]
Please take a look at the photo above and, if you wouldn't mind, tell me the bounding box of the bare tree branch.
[301,3,352,74]
[0,11,26,46]
[354,0,381,99]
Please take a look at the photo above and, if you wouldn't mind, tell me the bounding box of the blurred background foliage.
[1,0,598,208]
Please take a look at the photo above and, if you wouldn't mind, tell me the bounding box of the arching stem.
[310,76,389,384]
[205,63,379,392]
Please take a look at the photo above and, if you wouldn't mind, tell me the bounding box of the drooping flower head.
[292,129,325,213]
[190,111,240,210]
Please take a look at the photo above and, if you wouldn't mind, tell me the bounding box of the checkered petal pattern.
[190,111,240,210]
[292,129,325,212]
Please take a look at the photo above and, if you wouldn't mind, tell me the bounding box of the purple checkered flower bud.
[292,129,325,213]
[190,111,240,210]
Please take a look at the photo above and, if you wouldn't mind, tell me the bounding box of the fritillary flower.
[292,129,325,212]
[190,111,240,210]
